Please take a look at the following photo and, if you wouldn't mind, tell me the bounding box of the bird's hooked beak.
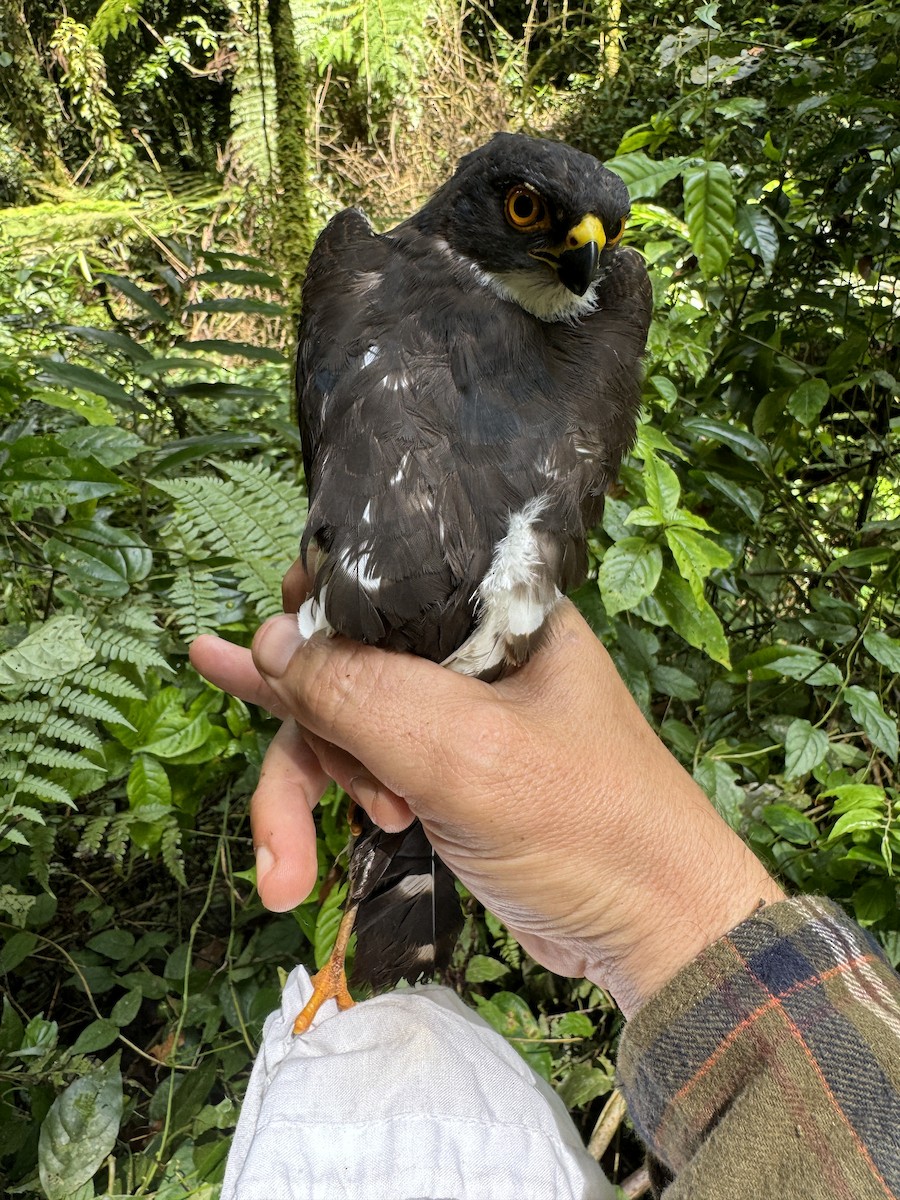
[529,214,606,297]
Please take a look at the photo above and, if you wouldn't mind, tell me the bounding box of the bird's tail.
[347,813,461,991]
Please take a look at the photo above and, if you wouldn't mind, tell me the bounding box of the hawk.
[292,133,651,1030]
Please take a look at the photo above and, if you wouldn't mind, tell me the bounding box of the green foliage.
[2,0,899,1194]
[566,0,900,961]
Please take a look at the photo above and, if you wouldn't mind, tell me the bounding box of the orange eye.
[505,185,550,231]
[608,216,627,247]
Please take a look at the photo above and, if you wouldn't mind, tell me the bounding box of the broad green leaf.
[181,338,288,364]
[736,204,779,272]
[864,630,900,673]
[35,359,145,414]
[44,519,152,598]
[0,996,25,1054]
[556,1063,613,1108]
[63,324,153,362]
[186,298,285,316]
[56,425,146,467]
[682,416,768,464]
[703,473,763,523]
[465,955,510,983]
[845,686,898,761]
[39,1053,123,1200]
[652,570,731,666]
[35,384,116,426]
[683,161,735,278]
[694,757,743,828]
[737,645,841,687]
[553,1011,594,1038]
[650,665,700,700]
[763,803,818,845]
[104,274,171,321]
[192,268,282,288]
[87,929,135,958]
[137,714,215,760]
[0,930,37,972]
[314,883,349,970]
[826,547,893,573]
[643,452,681,520]
[853,878,896,926]
[788,378,830,427]
[127,755,173,809]
[647,375,678,405]
[601,152,687,200]
[148,430,264,474]
[598,537,663,614]
[72,1018,118,1054]
[110,988,142,1027]
[822,783,885,813]
[828,810,883,841]
[783,719,829,779]
[0,615,93,688]
[665,526,731,601]
[695,1,722,29]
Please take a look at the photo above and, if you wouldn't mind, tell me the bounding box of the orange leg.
[293,902,359,1034]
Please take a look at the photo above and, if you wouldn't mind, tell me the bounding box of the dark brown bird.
[292,133,652,1030]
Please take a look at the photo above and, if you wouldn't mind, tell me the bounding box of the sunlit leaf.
[598,537,663,614]
[783,719,829,779]
[683,160,735,278]
[845,686,898,761]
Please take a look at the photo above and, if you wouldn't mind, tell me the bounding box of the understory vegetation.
[1,0,898,1195]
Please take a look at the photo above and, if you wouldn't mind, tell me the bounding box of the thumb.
[251,615,492,805]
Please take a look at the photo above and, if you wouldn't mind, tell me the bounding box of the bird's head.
[410,133,633,322]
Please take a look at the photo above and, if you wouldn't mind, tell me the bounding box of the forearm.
[617,896,900,1198]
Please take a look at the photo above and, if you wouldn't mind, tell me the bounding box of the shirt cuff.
[616,895,900,1174]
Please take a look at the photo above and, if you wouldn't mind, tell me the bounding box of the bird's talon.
[293,960,355,1035]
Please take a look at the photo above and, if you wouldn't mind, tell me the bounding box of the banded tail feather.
[348,814,461,991]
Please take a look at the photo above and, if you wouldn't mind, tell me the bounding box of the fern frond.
[229,0,278,182]
[106,811,132,862]
[25,746,97,772]
[11,775,76,807]
[298,0,433,95]
[37,682,132,726]
[161,822,187,886]
[112,602,165,635]
[77,813,112,857]
[156,460,305,620]
[0,704,103,751]
[71,666,144,701]
[88,0,145,47]
[168,569,222,640]
[90,628,169,675]
[29,824,56,891]
[0,701,52,725]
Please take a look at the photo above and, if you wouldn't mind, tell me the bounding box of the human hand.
[191,584,782,1015]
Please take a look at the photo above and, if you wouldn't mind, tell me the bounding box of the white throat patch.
[483,269,598,324]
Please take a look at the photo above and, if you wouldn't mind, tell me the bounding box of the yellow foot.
[293,960,355,1035]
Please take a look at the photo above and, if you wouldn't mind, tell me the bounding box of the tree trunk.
[265,0,315,324]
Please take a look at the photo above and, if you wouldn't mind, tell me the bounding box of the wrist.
[585,832,784,1017]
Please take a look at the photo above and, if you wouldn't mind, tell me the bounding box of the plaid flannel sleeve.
[617,896,900,1199]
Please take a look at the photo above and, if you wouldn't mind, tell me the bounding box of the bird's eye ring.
[505,185,550,231]
[608,216,627,247]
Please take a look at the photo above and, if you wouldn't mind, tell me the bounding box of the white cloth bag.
[222,965,616,1200]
